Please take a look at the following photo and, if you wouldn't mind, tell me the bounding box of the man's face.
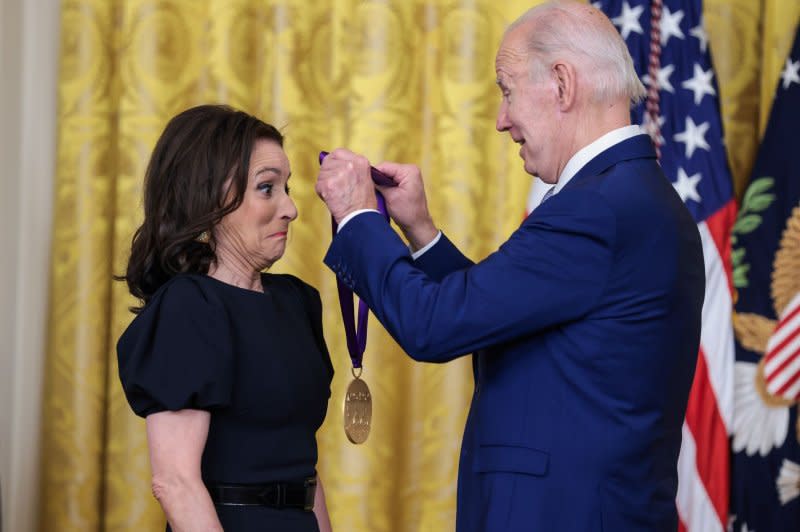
[494,26,561,183]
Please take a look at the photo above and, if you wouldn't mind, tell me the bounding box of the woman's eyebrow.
[253,166,282,177]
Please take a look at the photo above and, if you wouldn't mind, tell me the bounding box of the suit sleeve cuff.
[411,231,442,260]
[337,209,381,232]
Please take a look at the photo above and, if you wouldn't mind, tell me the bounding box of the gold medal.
[343,368,372,444]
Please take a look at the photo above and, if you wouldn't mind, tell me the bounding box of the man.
[316,1,704,530]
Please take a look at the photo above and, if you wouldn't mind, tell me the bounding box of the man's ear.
[552,61,576,110]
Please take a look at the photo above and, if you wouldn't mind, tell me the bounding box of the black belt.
[207,478,316,511]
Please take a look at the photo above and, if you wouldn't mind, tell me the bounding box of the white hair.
[507,1,646,105]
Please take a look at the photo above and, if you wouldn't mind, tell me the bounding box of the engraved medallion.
[343,376,372,444]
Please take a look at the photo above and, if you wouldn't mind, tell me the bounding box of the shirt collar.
[550,125,643,196]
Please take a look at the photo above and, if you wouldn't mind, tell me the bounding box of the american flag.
[602,2,738,530]
[528,1,737,530]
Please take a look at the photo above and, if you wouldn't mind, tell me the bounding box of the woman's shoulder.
[120,274,225,341]
[264,273,321,299]
[149,273,226,306]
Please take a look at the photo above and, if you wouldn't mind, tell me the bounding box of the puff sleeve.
[116,276,234,417]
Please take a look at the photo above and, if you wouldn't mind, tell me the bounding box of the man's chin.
[522,160,538,177]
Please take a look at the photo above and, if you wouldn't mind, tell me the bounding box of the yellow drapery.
[38,1,799,531]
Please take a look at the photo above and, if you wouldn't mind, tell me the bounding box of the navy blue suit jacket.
[325,134,705,531]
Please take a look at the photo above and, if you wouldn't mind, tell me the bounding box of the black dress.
[117,273,333,531]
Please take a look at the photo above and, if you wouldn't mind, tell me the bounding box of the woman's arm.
[313,474,333,532]
[146,409,223,532]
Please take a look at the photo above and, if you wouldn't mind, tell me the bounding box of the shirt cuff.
[337,209,381,232]
[411,231,442,260]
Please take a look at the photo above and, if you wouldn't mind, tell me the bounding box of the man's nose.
[496,104,511,132]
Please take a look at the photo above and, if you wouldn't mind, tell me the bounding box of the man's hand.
[374,162,438,251]
[315,148,378,224]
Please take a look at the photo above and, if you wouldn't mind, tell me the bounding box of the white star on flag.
[682,63,716,105]
[612,1,644,40]
[690,21,709,53]
[641,113,666,145]
[780,58,800,90]
[673,167,702,203]
[660,6,685,46]
[674,116,711,158]
[643,64,676,93]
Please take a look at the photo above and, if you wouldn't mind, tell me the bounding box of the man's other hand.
[375,162,437,251]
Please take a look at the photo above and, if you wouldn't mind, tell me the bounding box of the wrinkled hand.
[374,162,438,251]
[315,148,378,224]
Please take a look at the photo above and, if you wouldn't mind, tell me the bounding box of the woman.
[117,105,333,532]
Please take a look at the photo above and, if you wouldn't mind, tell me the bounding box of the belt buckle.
[258,484,285,508]
[303,477,317,511]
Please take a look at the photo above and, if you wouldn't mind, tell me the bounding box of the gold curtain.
[38,1,799,531]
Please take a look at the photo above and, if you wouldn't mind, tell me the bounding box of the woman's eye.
[257,182,274,195]
[284,185,291,195]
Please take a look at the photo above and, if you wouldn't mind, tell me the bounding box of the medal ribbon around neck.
[319,150,394,372]
[319,151,395,444]
[330,207,381,371]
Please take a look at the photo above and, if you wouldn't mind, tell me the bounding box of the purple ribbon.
[319,151,395,369]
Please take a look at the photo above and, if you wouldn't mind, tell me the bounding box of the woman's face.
[215,139,298,271]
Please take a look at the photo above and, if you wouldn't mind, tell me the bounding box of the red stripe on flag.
[704,200,737,294]
[684,346,729,525]
[765,328,800,381]
[774,366,800,397]
[678,520,687,532]
[773,302,800,333]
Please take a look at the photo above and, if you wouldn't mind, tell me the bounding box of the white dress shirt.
[544,124,642,202]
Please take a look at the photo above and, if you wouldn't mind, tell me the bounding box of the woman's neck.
[207,254,265,293]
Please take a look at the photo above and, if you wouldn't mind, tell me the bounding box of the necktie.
[540,186,556,205]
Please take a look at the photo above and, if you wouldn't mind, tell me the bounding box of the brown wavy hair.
[121,104,283,312]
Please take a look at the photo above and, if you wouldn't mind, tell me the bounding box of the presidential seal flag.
[730,24,800,532]
[566,2,738,530]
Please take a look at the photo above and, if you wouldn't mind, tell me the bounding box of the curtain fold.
[39,1,798,530]
[705,0,800,198]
